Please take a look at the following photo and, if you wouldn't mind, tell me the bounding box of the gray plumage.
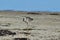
[23,17,33,24]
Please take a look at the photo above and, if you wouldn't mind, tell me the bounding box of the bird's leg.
[26,23,31,36]
[26,22,29,30]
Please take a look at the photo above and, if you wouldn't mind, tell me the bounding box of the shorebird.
[22,16,33,36]
[23,16,33,25]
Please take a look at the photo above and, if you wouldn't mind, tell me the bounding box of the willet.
[22,16,33,36]
[23,16,33,25]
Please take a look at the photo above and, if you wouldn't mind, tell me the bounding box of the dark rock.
[0,29,16,36]
[8,32,16,35]
[49,13,59,15]
[14,38,27,40]
[27,12,40,15]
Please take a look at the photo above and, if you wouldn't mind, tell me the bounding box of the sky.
[0,0,60,12]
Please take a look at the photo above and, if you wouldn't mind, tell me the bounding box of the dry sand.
[0,12,60,40]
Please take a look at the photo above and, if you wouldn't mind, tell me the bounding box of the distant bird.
[23,16,33,25]
[22,16,33,36]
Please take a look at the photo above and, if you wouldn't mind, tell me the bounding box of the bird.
[23,16,33,25]
[22,16,34,36]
